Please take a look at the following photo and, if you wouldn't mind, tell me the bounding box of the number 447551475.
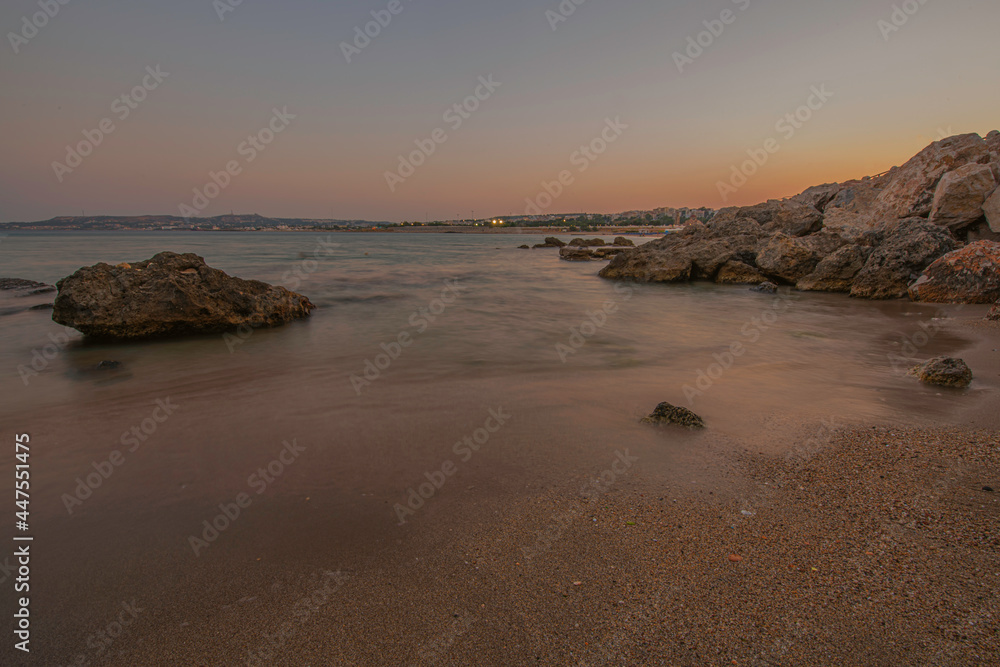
[15,434,29,529]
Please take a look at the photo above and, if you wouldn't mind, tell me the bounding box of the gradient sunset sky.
[1,0,998,222]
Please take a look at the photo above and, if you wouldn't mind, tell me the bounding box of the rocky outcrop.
[559,246,629,262]
[929,163,996,230]
[908,241,1000,304]
[568,238,606,247]
[641,402,705,428]
[533,237,566,249]
[612,237,635,247]
[0,278,56,296]
[797,245,873,292]
[713,199,823,237]
[594,132,998,299]
[874,134,992,221]
[53,252,315,340]
[756,234,821,283]
[849,219,957,299]
[908,357,973,388]
[518,244,530,249]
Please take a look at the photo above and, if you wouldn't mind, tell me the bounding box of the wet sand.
[12,317,996,666]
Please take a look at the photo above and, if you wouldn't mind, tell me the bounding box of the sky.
[1,0,998,223]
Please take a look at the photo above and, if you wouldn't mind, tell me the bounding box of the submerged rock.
[0,278,56,296]
[749,281,778,294]
[533,237,567,249]
[908,357,973,388]
[908,240,1000,303]
[518,244,530,249]
[568,238,606,247]
[641,402,705,428]
[53,251,315,340]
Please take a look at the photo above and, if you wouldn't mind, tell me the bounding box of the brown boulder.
[797,245,873,292]
[612,237,635,247]
[756,233,821,283]
[983,187,1000,233]
[929,163,997,230]
[849,219,957,299]
[908,357,973,388]
[568,238,605,247]
[873,134,992,220]
[715,260,767,285]
[908,240,1000,304]
[713,200,823,237]
[791,182,841,211]
[53,252,315,340]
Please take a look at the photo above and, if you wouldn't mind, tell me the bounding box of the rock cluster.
[599,132,1000,302]
[533,237,566,249]
[53,251,315,340]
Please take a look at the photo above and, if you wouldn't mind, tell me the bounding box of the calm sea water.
[0,230,992,663]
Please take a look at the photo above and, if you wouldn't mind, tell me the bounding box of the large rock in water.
[929,163,997,231]
[849,219,957,299]
[53,252,315,339]
[908,241,1000,304]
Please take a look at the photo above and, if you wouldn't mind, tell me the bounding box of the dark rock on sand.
[908,240,1000,304]
[641,402,705,428]
[53,251,315,340]
[908,356,973,388]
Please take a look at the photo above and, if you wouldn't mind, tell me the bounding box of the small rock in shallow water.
[908,356,973,388]
[96,360,122,370]
[750,281,778,294]
[29,303,54,311]
[641,402,705,428]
